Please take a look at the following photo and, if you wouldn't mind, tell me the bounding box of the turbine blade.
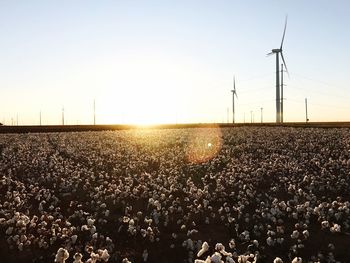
[233,76,238,98]
[233,75,235,91]
[266,52,274,56]
[280,15,288,49]
[280,52,290,77]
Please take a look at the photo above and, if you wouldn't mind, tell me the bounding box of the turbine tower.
[231,75,238,123]
[267,16,289,123]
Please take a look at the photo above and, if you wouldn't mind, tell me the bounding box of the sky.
[0,0,350,125]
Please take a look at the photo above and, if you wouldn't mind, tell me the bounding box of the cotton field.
[1,127,350,263]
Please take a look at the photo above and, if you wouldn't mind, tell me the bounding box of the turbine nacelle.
[272,48,281,53]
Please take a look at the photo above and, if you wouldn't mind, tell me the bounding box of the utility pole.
[261,107,263,123]
[62,107,65,126]
[244,112,246,123]
[226,107,229,123]
[16,113,18,126]
[305,98,309,123]
[281,63,284,123]
[40,110,42,126]
[250,111,253,123]
[93,99,96,125]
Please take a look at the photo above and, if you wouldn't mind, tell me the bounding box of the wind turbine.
[231,75,238,123]
[267,16,289,123]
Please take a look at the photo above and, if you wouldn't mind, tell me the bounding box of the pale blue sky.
[0,0,349,124]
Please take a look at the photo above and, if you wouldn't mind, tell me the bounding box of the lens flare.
[186,126,222,164]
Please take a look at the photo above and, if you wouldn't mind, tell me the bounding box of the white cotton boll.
[73,253,83,263]
[228,239,236,249]
[144,218,152,225]
[147,226,153,233]
[55,248,69,263]
[291,257,302,263]
[18,242,24,251]
[215,243,224,251]
[122,258,132,263]
[88,252,100,263]
[142,249,148,262]
[330,224,341,233]
[185,238,194,250]
[302,230,309,238]
[90,225,96,234]
[104,210,110,217]
[197,241,209,257]
[211,252,222,263]
[14,196,21,203]
[71,235,78,244]
[273,257,283,263]
[237,255,248,263]
[81,225,89,231]
[291,230,299,239]
[141,229,147,238]
[6,227,13,235]
[334,212,342,221]
[328,243,335,250]
[99,249,110,262]
[266,237,275,246]
[87,218,95,226]
[276,237,284,244]
[276,226,284,234]
[187,229,198,236]
[321,220,330,229]
[267,230,276,237]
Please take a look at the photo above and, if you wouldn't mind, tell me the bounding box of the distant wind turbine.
[267,16,289,123]
[231,75,238,123]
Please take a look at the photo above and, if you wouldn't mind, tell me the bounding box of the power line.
[292,72,345,90]
[288,98,350,111]
[287,84,350,101]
